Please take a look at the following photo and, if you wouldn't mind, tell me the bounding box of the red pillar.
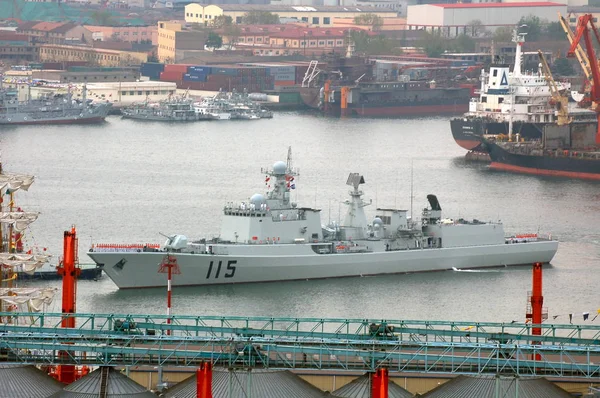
[196,362,213,398]
[531,262,543,361]
[371,368,388,398]
[56,226,81,384]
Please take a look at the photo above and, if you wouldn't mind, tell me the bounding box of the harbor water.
[1,113,599,324]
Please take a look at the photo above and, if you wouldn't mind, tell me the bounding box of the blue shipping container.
[212,68,239,76]
[274,73,296,81]
[188,66,212,74]
[183,73,207,82]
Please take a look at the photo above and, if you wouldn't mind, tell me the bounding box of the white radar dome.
[373,217,383,227]
[250,193,266,206]
[273,161,287,175]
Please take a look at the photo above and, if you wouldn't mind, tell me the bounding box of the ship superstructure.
[87,149,558,289]
[451,31,596,151]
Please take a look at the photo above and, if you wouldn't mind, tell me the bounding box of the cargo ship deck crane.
[567,13,600,144]
[538,50,571,126]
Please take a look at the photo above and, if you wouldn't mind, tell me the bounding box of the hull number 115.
[206,260,237,279]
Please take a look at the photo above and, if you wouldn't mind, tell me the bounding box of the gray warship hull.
[87,149,559,289]
[88,240,557,289]
[0,104,110,125]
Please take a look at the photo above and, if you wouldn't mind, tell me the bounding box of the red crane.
[568,14,600,144]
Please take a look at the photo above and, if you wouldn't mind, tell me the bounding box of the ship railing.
[505,233,554,244]
[90,243,161,253]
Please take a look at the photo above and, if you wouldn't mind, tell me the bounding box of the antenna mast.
[410,159,414,223]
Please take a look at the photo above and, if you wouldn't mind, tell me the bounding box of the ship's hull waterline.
[88,240,558,289]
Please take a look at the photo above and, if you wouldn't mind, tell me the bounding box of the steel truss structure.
[0,312,599,378]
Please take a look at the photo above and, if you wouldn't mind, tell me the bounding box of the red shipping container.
[163,64,194,74]
[160,71,184,81]
[274,80,296,87]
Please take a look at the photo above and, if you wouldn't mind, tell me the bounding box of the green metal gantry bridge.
[1,312,599,378]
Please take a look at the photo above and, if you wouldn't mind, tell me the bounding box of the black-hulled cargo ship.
[300,53,474,117]
[450,31,595,152]
[483,123,600,180]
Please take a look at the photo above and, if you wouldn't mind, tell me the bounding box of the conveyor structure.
[0,313,599,378]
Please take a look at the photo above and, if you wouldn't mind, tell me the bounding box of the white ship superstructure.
[87,149,558,289]
[451,31,596,151]
[467,31,571,125]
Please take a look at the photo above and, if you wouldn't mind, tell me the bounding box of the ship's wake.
[452,267,501,273]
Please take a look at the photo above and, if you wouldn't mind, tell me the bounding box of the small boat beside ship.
[87,149,558,289]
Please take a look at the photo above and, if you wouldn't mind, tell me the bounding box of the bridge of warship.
[1,312,599,379]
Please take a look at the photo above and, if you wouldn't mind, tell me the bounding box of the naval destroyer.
[88,150,558,289]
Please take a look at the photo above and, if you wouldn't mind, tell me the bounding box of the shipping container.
[163,64,193,74]
[274,73,296,81]
[274,80,295,87]
[183,73,207,82]
[160,71,184,82]
[188,66,212,74]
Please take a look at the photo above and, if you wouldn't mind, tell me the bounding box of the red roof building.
[16,21,93,45]
[222,24,372,56]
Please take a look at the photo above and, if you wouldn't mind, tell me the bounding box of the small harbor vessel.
[122,96,199,122]
[88,149,558,289]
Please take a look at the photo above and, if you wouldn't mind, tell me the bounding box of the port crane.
[558,13,593,105]
[567,13,600,144]
[537,50,571,126]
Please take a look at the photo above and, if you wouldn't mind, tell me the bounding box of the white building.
[86,81,177,107]
[406,2,568,36]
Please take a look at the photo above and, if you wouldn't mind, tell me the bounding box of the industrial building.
[406,2,568,37]
[184,4,397,27]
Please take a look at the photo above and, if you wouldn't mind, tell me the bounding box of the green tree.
[205,31,223,50]
[91,10,114,26]
[242,11,280,25]
[552,57,575,76]
[545,22,566,41]
[493,26,514,42]
[450,34,475,52]
[518,15,542,42]
[224,24,242,49]
[466,19,487,37]
[419,31,446,58]
[349,30,400,56]
[212,15,233,28]
[353,13,383,30]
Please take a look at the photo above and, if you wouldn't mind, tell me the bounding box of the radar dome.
[373,217,383,227]
[250,193,265,206]
[273,161,287,175]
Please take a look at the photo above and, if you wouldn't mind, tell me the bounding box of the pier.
[1,313,599,379]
